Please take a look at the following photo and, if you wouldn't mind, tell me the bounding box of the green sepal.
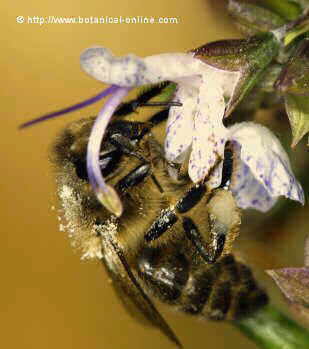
[237,64,283,112]
[285,93,309,146]
[228,0,286,36]
[261,0,302,20]
[193,32,280,116]
[276,37,309,95]
[255,63,283,91]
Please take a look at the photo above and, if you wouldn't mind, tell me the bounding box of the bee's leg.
[144,209,178,242]
[182,217,218,264]
[116,163,151,192]
[144,185,229,263]
[207,213,228,263]
[175,184,207,213]
[182,213,229,264]
[144,184,207,243]
[109,133,148,162]
[219,145,233,189]
[177,184,227,264]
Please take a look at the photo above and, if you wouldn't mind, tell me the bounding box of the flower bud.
[275,38,309,96]
[228,0,285,35]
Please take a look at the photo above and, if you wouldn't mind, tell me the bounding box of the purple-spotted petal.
[164,83,199,163]
[206,160,224,189]
[230,143,277,211]
[80,47,207,87]
[188,83,227,183]
[87,86,132,217]
[228,122,305,209]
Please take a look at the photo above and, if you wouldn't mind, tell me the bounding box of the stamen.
[132,101,182,109]
[19,85,118,129]
[87,86,132,217]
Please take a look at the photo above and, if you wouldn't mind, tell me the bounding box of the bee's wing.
[101,235,182,348]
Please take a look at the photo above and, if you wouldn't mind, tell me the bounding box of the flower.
[79,47,303,213]
[77,47,243,215]
[220,122,305,212]
[20,45,304,216]
[80,47,240,184]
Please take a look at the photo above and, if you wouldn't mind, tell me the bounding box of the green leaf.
[228,0,286,35]
[285,23,309,45]
[238,64,283,112]
[285,94,309,147]
[260,0,302,20]
[193,32,280,116]
[290,0,309,10]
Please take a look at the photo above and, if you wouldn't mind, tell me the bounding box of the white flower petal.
[206,160,224,189]
[188,82,228,182]
[164,83,198,163]
[230,143,277,211]
[219,70,241,101]
[80,47,207,87]
[229,122,305,207]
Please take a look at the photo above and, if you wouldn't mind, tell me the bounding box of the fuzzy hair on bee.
[52,112,268,348]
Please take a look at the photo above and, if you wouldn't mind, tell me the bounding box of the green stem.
[234,305,309,349]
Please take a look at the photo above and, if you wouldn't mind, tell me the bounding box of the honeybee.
[52,109,268,347]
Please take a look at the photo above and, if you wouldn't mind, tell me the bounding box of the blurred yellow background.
[2,0,308,348]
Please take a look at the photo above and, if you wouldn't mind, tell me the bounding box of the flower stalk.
[234,304,309,349]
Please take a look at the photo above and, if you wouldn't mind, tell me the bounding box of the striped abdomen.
[137,247,268,321]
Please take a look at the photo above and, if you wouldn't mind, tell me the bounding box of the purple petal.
[87,86,131,217]
[80,47,206,87]
[188,84,227,183]
[229,122,305,209]
[19,85,117,129]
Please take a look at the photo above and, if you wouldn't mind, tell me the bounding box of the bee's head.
[53,117,151,183]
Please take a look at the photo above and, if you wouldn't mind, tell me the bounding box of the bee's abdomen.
[138,251,268,321]
[181,254,268,320]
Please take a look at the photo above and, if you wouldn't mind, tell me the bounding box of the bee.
[52,106,268,347]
